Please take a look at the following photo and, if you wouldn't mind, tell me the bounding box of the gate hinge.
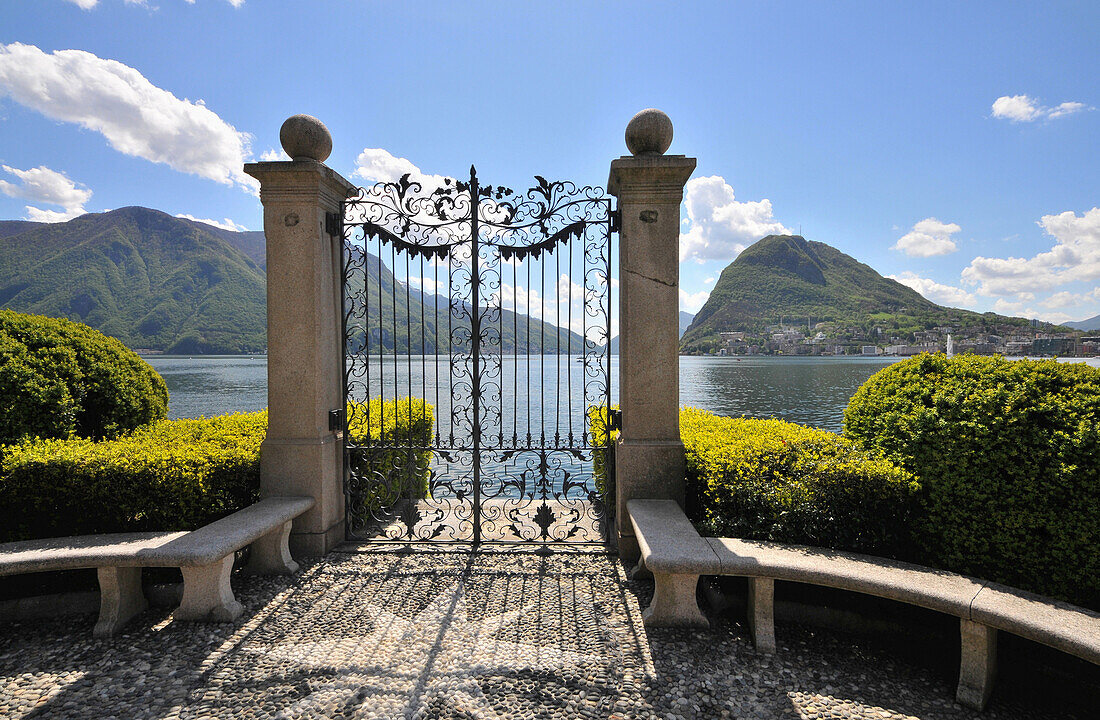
[609,408,622,432]
[325,211,343,238]
[609,209,621,233]
[328,407,345,434]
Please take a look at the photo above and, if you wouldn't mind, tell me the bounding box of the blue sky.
[1,1,1097,324]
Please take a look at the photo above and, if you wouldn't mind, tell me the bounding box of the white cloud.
[704,277,715,285]
[0,164,91,223]
[962,207,1100,295]
[990,298,1073,325]
[992,95,1043,122]
[353,148,450,190]
[887,272,976,307]
[679,175,789,263]
[175,213,248,232]
[1039,291,1085,310]
[679,288,710,313]
[892,217,960,257]
[259,147,291,162]
[1048,101,1087,119]
[991,94,1090,122]
[0,165,91,209]
[23,206,86,223]
[65,0,244,7]
[0,43,256,193]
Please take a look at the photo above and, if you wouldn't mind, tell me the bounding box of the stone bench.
[628,499,1100,711]
[0,495,315,637]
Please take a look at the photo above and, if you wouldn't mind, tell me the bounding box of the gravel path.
[0,549,1093,719]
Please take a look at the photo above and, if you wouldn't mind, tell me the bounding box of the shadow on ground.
[0,549,1094,719]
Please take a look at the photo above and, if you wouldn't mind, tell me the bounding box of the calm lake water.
[145,354,1100,433]
[145,354,896,432]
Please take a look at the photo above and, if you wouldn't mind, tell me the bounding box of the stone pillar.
[609,109,696,560]
[244,115,352,557]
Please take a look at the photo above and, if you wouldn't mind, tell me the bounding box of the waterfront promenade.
[1,549,1091,719]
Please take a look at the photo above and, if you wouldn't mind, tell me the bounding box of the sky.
[0,1,1098,325]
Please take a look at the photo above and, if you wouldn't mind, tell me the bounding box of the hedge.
[681,409,919,558]
[0,411,265,542]
[845,354,1100,608]
[0,397,435,543]
[0,310,168,444]
[590,406,918,558]
[344,397,435,527]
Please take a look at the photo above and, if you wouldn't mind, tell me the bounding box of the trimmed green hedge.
[0,310,168,444]
[588,404,617,499]
[590,406,918,558]
[0,411,265,542]
[0,397,435,543]
[845,354,1100,608]
[345,397,435,525]
[682,409,919,558]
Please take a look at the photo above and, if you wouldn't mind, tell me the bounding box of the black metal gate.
[341,167,614,545]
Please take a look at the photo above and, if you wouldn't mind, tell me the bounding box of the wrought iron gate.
[341,167,614,544]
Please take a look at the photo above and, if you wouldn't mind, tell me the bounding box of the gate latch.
[328,408,345,434]
[609,408,622,432]
[325,211,343,238]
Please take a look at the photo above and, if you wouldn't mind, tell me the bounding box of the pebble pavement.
[0,549,1094,719]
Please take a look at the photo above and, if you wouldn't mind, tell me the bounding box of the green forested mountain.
[0,207,267,353]
[681,234,1039,353]
[345,247,587,354]
[0,207,585,355]
[0,221,44,239]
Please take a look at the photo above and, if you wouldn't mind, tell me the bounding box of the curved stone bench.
[0,496,315,637]
[628,499,1100,711]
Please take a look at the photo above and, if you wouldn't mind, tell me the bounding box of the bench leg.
[643,572,709,628]
[747,577,776,653]
[957,619,997,710]
[244,520,300,575]
[175,556,243,622]
[94,566,147,637]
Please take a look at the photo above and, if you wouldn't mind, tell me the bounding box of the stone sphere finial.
[625,108,674,156]
[280,114,332,162]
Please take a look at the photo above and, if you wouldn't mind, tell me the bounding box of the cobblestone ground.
[0,549,1093,719]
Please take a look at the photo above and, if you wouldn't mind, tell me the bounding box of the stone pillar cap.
[625,109,674,156]
[280,114,333,163]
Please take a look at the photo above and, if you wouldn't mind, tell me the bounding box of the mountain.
[0,220,44,239]
[681,234,1040,353]
[679,311,694,337]
[181,220,267,270]
[344,247,587,354]
[0,207,585,355]
[0,207,267,353]
[1065,314,1100,332]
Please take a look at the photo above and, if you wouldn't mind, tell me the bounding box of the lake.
[146,354,1100,434]
[147,354,909,433]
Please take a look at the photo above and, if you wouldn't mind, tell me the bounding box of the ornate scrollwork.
[342,167,612,545]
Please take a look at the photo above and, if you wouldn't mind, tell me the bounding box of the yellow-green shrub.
[345,397,434,526]
[845,354,1100,607]
[587,404,617,499]
[682,409,919,557]
[0,411,265,542]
